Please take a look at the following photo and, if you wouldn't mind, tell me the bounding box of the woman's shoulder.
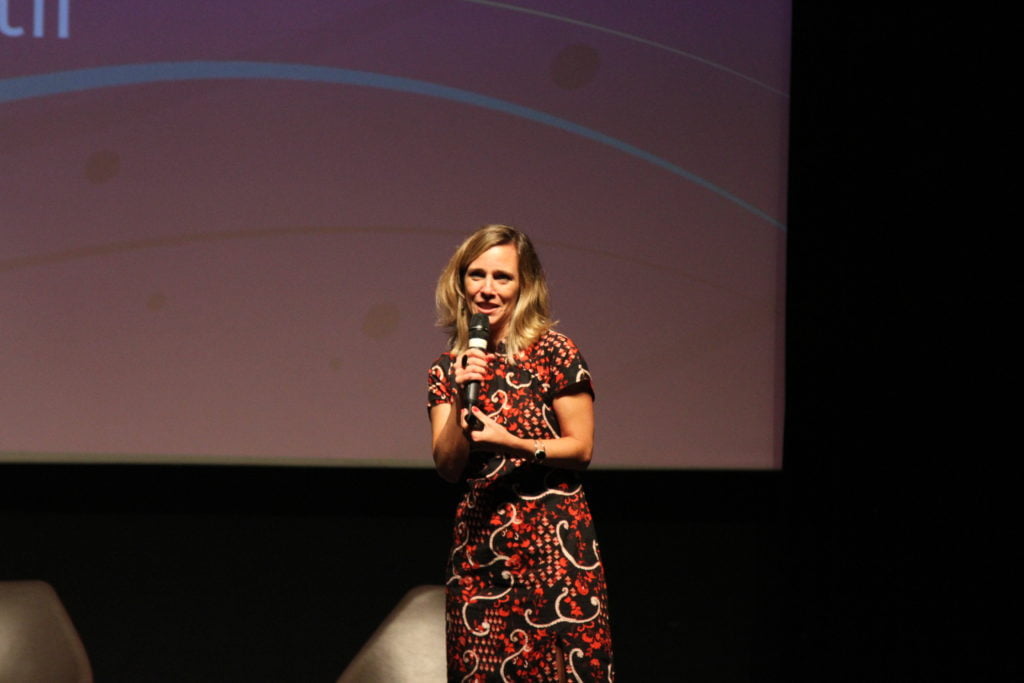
[527,330,592,392]
[538,329,578,349]
[527,329,584,359]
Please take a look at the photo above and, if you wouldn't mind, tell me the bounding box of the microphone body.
[464,313,489,430]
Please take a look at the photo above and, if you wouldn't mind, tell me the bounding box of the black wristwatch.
[531,439,547,464]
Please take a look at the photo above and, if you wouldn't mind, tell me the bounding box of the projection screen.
[1,0,790,468]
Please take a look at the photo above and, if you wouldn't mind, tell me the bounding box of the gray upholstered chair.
[337,584,446,683]
[0,580,93,683]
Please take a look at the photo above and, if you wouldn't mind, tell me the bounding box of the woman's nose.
[480,278,495,295]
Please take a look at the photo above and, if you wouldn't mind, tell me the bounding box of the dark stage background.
[2,467,786,681]
[1,5,1003,682]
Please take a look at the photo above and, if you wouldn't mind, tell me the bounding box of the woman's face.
[464,243,520,340]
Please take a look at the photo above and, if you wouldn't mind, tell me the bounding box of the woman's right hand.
[453,348,492,403]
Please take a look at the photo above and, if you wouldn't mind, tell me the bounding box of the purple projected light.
[1,0,790,468]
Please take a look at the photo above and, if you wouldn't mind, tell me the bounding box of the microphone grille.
[468,313,490,339]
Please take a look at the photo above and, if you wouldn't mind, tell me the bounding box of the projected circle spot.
[362,303,400,339]
[85,150,121,184]
[550,44,601,90]
[146,293,167,311]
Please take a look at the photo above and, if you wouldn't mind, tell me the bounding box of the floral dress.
[428,331,614,682]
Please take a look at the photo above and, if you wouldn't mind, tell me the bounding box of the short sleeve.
[427,353,456,409]
[545,333,594,400]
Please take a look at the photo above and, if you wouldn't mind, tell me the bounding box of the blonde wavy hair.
[436,224,554,361]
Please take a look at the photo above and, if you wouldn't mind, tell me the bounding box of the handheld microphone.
[464,313,489,430]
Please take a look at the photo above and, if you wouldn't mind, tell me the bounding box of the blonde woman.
[428,225,614,681]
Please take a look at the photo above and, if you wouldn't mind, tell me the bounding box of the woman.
[428,224,614,681]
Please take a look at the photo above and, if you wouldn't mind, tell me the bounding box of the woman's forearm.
[486,430,593,470]
[431,403,470,482]
[464,389,595,470]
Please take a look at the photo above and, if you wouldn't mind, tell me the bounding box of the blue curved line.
[0,61,785,230]
[461,0,789,98]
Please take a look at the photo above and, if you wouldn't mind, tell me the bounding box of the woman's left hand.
[463,406,516,452]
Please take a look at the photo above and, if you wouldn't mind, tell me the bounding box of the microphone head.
[468,313,490,338]
[468,313,490,348]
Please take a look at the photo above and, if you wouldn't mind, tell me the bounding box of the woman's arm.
[466,389,594,470]
[430,401,470,483]
[429,348,493,482]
